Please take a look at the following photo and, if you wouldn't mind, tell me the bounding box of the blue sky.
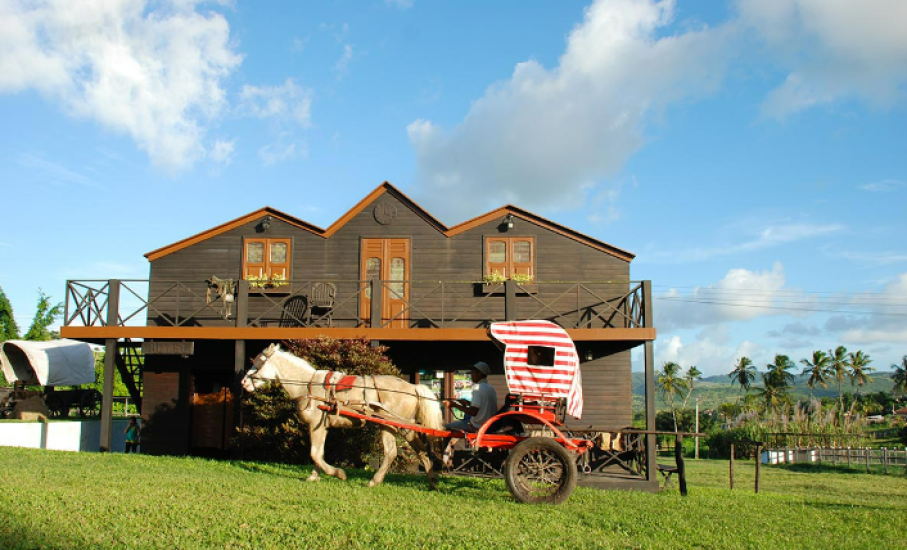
[1,0,905,376]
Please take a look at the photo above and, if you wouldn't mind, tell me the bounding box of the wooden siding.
[142,370,189,455]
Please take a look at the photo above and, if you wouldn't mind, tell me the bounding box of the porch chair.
[278,295,308,327]
[308,282,336,327]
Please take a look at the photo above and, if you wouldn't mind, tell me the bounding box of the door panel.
[360,238,410,328]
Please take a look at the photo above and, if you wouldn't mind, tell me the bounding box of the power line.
[655,296,907,317]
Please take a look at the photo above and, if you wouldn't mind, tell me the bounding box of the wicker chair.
[308,282,336,326]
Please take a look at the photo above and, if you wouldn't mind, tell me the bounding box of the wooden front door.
[360,238,410,328]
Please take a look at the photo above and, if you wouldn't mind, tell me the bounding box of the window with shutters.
[243,238,292,288]
[484,237,535,281]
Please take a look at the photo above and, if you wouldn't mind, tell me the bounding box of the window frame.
[242,237,292,287]
[484,236,535,280]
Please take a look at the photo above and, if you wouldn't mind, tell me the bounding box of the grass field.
[1,447,905,549]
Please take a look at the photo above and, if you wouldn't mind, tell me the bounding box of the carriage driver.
[444,361,498,432]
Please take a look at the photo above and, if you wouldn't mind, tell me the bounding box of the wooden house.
[61,182,659,489]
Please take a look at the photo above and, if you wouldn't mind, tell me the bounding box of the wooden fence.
[764,446,907,475]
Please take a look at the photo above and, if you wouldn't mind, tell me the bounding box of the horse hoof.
[367,480,377,488]
[336,470,347,481]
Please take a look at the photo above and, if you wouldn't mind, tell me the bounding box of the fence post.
[884,448,888,475]
[729,444,735,490]
[755,444,761,494]
[865,447,870,473]
[676,433,687,497]
[847,447,851,468]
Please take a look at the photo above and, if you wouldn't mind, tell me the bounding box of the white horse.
[241,343,444,489]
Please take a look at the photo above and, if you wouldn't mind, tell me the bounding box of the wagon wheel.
[504,437,577,504]
[45,393,67,418]
[79,390,102,418]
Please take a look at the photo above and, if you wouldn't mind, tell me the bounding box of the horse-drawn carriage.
[243,320,642,504]
[0,339,99,419]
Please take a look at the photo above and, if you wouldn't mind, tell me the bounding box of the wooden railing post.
[370,279,383,328]
[233,279,248,457]
[99,280,120,453]
[504,279,516,321]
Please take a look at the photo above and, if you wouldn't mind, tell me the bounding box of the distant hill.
[631,371,898,411]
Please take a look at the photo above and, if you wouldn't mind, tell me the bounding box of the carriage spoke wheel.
[79,390,102,418]
[504,437,577,504]
[45,394,66,418]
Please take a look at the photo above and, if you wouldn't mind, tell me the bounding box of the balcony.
[60,279,655,343]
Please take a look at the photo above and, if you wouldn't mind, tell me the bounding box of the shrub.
[899,425,907,446]
[705,428,758,459]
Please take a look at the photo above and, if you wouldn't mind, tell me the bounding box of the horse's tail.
[414,384,444,431]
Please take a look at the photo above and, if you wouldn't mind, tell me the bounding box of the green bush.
[235,337,418,470]
[705,427,758,459]
[899,425,907,446]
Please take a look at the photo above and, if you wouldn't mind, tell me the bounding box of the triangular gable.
[448,206,635,262]
[323,181,448,237]
[145,181,635,262]
[144,207,323,261]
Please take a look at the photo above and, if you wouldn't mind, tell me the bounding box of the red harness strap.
[323,371,358,392]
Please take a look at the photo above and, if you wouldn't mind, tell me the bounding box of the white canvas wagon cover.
[0,339,96,386]
[489,320,583,419]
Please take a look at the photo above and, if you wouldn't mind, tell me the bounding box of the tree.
[0,284,19,342]
[892,355,907,398]
[754,371,786,412]
[680,365,702,411]
[23,290,63,341]
[728,356,756,409]
[766,354,795,389]
[828,345,849,423]
[847,350,874,396]
[800,350,831,398]
[657,361,688,432]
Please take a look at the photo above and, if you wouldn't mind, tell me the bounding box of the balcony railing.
[64,279,651,331]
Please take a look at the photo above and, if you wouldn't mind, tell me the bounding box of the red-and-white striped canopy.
[489,320,583,419]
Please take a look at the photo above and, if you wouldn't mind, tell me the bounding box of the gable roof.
[144,207,323,261]
[448,205,635,262]
[145,181,634,261]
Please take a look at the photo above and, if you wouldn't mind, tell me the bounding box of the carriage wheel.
[504,437,577,504]
[79,390,102,418]
[45,394,66,418]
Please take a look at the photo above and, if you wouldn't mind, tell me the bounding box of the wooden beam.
[61,326,655,342]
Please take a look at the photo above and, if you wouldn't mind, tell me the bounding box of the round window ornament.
[373,203,397,225]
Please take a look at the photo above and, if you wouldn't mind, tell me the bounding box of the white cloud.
[210,139,236,165]
[239,79,313,127]
[0,0,243,172]
[645,221,843,263]
[655,329,763,376]
[335,44,354,77]
[15,153,101,189]
[259,139,307,166]
[738,0,907,118]
[655,262,807,330]
[858,179,906,192]
[840,272,907,344]
[408,0,732,220]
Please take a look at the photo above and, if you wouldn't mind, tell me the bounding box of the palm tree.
[754,371,786,412]
[828,345,849,423]
[728,356,756,410]
[766,354,796,388]
[800,350,831,398]
[847,350,875,396]
[892,355,907,397]
[657,361,689,432]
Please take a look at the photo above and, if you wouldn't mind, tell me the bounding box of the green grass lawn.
[1,447,904,550]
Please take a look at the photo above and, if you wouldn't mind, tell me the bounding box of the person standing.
[124,417,140,453]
